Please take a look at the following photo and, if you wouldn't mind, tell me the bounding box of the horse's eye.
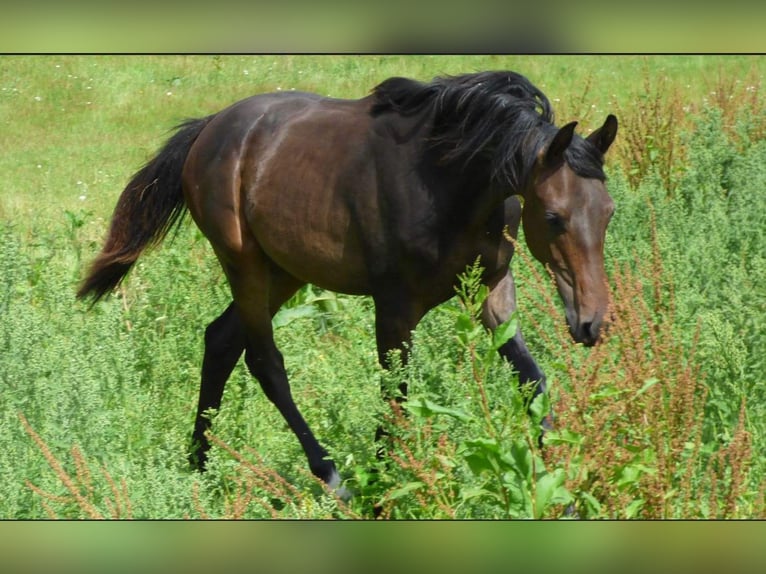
[545,212,566,234]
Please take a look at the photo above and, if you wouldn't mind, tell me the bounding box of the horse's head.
[522,114,618,346]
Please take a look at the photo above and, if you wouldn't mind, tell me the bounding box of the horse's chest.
[402,226,510,289]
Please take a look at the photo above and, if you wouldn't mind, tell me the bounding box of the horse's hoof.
[327,468,352,502]
[563,503,580,518]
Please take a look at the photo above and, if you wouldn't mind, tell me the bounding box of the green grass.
[1,55,764,518]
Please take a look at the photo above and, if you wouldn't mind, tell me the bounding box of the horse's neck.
[423,157,506,235]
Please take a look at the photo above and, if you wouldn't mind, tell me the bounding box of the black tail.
[77,116,213,302]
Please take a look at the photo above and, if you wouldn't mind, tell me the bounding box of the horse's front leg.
[481,269,553,440]
[372,292,425,440]
[367,291,426,515]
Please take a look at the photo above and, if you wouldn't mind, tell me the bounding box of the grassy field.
[1,55,764,518]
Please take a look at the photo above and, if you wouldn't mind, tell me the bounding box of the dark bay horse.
[78,71,617,494]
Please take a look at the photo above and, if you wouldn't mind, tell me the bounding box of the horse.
[77,70,617,496]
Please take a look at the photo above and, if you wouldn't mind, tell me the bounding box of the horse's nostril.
[580,321,600,346]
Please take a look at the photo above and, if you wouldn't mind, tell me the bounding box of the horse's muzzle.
[570,315,605,347]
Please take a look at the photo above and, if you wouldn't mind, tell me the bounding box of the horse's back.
[182,91,379,293]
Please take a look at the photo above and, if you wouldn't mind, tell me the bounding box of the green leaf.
[508,441,533,480]
[616,463,656,488]
[460,438,501,475]
[476,284,489,303]
[551,486,574,507]
[501,479,531,513]
[463,437,500,454]
[636,377,659,396]
[663,488,678,501]
[455,313,480,345]
[549,361,568,373]
[543,429,584,446]
[463,452,497,475]
[591,386,624,401]
[491,314,518,350]
[534,470,573,517]
[580,492,602,515]
[460,486,502,503]
[404,397,472,422]
[435,454,456,469]
[272,305,320,328]
[529,391,550,424]
[625,498,645,518]
[533,474,557,517]
[382,481,424,502]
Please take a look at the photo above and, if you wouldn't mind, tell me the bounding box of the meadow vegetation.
[0,55,763,518]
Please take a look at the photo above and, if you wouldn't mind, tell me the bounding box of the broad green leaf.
[616,463,656,488]
[455,313,483,346]
[580,492,602,515]
[591,386,625,400]
[463,452,497,475]
[529,391,550,424]
[435,454,457,469]
[460,486,502,503]
[272,304,320,328]
[533,473,557,517]
[462,437,500,453]
[508,441,533,480]
[460,438,501,475]
[534,470,573,518]
[551,486,575,507]
[404,397,472,422]
[501,479,531,513]
[636,377,659,396]
[491,314,518,350]
[625,498,645,518]
[543,429,584,446]
[382,481,424,502]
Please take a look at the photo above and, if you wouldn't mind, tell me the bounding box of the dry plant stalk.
[555,71,595,128]
[19,412,132,519]
[511,218,755,518]
[376,401,458,519]
[190,481,210,519]
[706,63,766,146]
[608,60,765,197]
[612,63,686,194]
[203,431,358,519]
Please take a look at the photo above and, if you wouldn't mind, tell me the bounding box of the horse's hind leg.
[189,302,246,471]
[224,250,344,492]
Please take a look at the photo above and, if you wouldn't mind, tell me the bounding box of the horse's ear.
[543,121,577,165]
[587,114,618,154]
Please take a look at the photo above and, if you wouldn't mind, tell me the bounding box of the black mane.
[371,71,606,190]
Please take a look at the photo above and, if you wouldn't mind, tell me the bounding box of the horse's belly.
[265,234,372,295]
[247,193,373,295]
